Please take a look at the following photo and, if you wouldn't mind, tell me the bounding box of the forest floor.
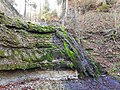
[70,11,120,80]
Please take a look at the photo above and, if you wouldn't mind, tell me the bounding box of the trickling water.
[56,29,99,77]
[68,33,89,66]
[67,33,91,77]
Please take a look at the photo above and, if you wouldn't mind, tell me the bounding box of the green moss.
[18,50,36,63]
[0,50,5,56]
[0,60,39,70]
[0,12,12,25]
[23,58,32,63]
[63,41,75,60]
[13,18,27,29]
[0,16,11,25]
[19,63,38,70]
[68,62,74,69]
[97,3,109,12]
[16,48,54,64]
[0,12,102,76]
[56,27,101,78]
[0,64,16,70]
[43,63,54,69]
[38,51,53,62]
[33,34,52,39]
[0,11,4,16]
[0,11,27,29]
[57,29,85,77]
[35,43,53,48]
[109,62,120,74]
[46,52,53,62]
[27,22,56,33]
[0,29,20,46]
[60,60,66,65]
[14,50,19,55]
[19,30,29,35]
[109,71,120,80]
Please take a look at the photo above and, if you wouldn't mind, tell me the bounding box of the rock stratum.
[0,11,101,78]
[0,11,64,70]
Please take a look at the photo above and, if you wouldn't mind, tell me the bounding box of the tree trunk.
[39,2,42,21]
[62,0,68,26]
[24,0,27,17]
[59,0,68,26]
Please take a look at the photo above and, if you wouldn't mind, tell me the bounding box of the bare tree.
[24,0,27,17]
[7,0,16,5]
[57,0,68,26]
[39,2,42,21]
[62,0,68,26]
[27,1,37,21]
[24,0,29,17]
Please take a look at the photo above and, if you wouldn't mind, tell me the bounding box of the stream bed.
[0,69,120,90]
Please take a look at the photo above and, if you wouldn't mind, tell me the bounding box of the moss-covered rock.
[0,50,5,57]
[0,11,27,29]
[27,22,56,33]
[0,11,101,78]
[97,3,110,12]
[56,27,102,78]
[0,11,66,71]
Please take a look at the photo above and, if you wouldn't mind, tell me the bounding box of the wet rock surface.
[0,69,119,90]
[0,68,119,90]
[0,75,120,90]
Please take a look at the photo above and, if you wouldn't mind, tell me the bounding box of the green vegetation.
[108,61,120,80]
[97,3,110,12]
[68,62,74,69]
[43,52,53,62]
[0,50,5,56]
[0,11,102,78]
[0,12,11,25]
[27,22,56,33]
[33,34,52,39]
[0,11,27,29]
[0,63,38,70]
[111,63,120,73]
[13,18,27,29]
[56,27,101,78]
[35,43,53,48]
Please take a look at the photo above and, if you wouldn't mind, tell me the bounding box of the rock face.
[0,11,101,78]
[0,11,66,70]
[0,0,21,18]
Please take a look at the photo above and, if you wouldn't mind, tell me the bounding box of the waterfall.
[56,28,101,78]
